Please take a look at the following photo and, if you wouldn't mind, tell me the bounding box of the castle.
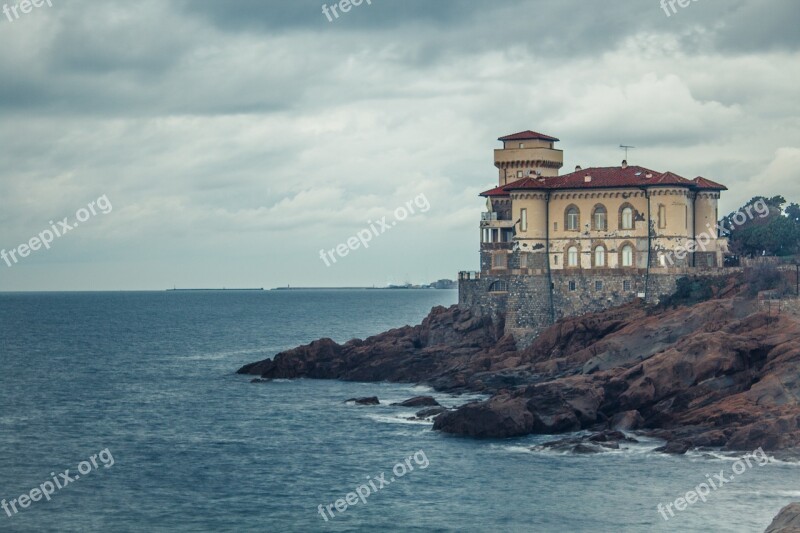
[459,130,730,344]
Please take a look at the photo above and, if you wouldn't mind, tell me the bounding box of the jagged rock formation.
[238,305,512,389]
[239,279,800,453]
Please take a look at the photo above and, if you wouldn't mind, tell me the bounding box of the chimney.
[622,160,628,169]
[575,165,582,172]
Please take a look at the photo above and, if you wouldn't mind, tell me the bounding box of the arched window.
[620,205,634,230]
[621,245,634,267]
[592,205,607,231]
[488,280,508,292]
[594,246,606,267]
[565,205,580,231]
[567,246,579,267]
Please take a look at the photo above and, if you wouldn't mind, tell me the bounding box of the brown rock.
[433,396,534,438]
[765,503,800,533]
[415,406,448,419]
[392,396,440,407]
[654,440,691,455]
[238,273,800,452]
[345,397,379,405]
[609,410,645,431]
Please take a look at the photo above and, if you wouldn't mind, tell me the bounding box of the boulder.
[433,396,534,438]
[609,410,645,431]
[536,430,637,455]
[345,397,380,405]
[392,396,440,407]
[765,503,800,533]
[415,406,448,419]
[654,440,691,455]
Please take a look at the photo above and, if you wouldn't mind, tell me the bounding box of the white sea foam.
[364,413,432,426]
[185,347,277,361]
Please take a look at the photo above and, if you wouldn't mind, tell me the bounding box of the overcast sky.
[0,0,798,290]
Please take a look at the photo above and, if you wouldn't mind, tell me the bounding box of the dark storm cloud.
[712,0,800,52]
[180,0,478,31]
[180,0,800,56]
[0,0,797,290]
[1,0,796,118]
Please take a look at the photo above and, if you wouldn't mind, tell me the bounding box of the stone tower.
[494,130,564,186]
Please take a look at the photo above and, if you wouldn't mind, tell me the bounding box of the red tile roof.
[480,182,514,197]
[498,130,560,142]
[693,176,728,191]
[479,165,727,196]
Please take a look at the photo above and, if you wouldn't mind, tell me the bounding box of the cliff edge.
[239,277,800,454]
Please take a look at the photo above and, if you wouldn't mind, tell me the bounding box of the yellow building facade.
[480,131,728,273]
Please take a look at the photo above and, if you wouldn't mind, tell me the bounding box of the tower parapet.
[494,130,563,185]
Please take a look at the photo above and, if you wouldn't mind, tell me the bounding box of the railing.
[480,242,514,250]
[481,212,512,221]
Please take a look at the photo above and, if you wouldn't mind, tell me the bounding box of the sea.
[0,289,798,532]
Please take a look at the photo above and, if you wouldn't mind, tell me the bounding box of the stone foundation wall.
[550,270,646,320]
[458,276,509,326]
[460,269,694,347]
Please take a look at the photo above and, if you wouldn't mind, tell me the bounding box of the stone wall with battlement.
[459,268,742,347]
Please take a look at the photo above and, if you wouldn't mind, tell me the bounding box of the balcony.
[480,212,515,228]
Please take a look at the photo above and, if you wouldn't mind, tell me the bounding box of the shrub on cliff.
[657,275,735,309]
[745,263,794,298]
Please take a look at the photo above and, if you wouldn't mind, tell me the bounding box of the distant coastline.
[164,280,457,292]
[273,280,457,291]
[167,288,264,291]
[271,286,455,291]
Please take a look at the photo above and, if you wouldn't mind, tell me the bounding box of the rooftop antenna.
[620,144,636,160]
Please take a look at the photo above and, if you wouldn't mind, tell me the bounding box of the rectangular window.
[520,208,528,232]
[595,280,603,291]
[567,211,579,231]
[569,281,577,291]
[623,280,632,291]
[595,212,606,231]
[554,255,559,265]
[659,205,667,229]
[519,143,525,149]
[519,253,528,268]
[517,170,523,178]
[554,221,558,231]
[492,253,508,269]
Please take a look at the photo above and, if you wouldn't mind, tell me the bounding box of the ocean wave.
[364,413,433,426]
[184,348,274,361]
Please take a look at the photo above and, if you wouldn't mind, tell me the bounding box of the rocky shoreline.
[238,276,800,458]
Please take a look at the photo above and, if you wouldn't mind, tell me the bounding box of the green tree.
[786,203,800,224]
[725,196,800,257]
